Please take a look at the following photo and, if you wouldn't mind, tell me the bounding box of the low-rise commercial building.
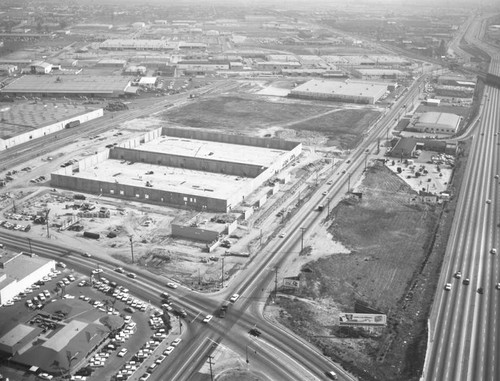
[0,252,55,306]
[0,75,133,98]
[0,103,103,151]
[414,112,461,135]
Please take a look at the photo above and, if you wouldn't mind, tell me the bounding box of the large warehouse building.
[0,102,103,151]
[0,75,134,98]
[289,79,388,104]
[0,252,55,306]
[51,127,302,212]
[414,112,461,135]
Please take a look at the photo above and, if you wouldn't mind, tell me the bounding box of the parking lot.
[0,259,183,381]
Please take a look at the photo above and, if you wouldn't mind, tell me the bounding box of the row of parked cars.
[115,325,182,381]
[2,269,63,307]
[0,219,31,232]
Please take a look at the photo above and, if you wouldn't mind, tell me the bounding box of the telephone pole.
[347,172,351,193]
[129,236,134,263]
[300,227,306,252]
[274,266,278,299]
[221,256,225,288]
[45,209,50,238]
[327,197,331,218]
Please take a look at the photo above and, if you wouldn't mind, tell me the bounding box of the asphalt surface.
[423,15,500,381]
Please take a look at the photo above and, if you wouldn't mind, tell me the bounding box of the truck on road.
[219,300,230,318]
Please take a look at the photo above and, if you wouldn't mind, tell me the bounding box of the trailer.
[65,120,81,129]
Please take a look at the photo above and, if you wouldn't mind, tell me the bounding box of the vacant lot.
[267,163,444,381]
[164,94,381,149]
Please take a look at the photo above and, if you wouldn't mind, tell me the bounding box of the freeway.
[423,14,500,381]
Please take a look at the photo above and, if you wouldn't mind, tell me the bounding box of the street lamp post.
[27,238,32,254]
[129,236,134,263]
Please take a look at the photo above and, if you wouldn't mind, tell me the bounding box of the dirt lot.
[163,92,381,150]
[263,158,465,381]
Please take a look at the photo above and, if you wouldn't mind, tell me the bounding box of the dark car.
[477,287,484,294]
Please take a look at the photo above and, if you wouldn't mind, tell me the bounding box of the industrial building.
[352,68,407,80]
[100,39,177,51]
[437,75,476,88]
[434,85,474,98]
[51,127,302,213]
[289,79,388,104]
[0,102,103,151]
[177,60,230,72]
[0,252,55,306]
[0,75,134,98]
[414,112,461,135]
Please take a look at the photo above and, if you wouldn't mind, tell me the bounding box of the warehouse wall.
[50,175,229,212]
[162,126,300,151]
[0,109,103,151]
[109,147,265,177]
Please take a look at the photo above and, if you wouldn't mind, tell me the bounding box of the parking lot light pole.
[129,236,134,263]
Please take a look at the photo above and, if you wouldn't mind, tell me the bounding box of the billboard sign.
[339,313,387,327]
[283,278,300,288]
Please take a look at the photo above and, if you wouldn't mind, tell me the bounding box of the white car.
[171,338,182,347]
[163,346,175,355]
[82,252,92,258]
[229,293,240,302]
[491,248,497,255]
[445,283,452,291]
[38,373,54,380]
[203,314,213,323]
[117,348,128,357]
[166,282,178,289]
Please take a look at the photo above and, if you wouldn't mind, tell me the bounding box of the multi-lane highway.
[423,15,500,381]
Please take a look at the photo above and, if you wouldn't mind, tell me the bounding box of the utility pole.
[300,227,306,252]
[178,316,182,334]
[129,236,134,263]
[208,355,214,381]
[27,238,32,254]
[221,256,224,288]
[45,209,50,238]
[327,197,331,218]
[274,266,278,299]
[347,172,351,193]
[364,153,368,171]
[259,229,262,246]
[246,345,249,364]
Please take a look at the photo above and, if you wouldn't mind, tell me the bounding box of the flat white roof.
[138,77,157,85]
[418,112,461,128]
[292,79,387,98]
[74,159,252,199]
[138,136,288,167]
